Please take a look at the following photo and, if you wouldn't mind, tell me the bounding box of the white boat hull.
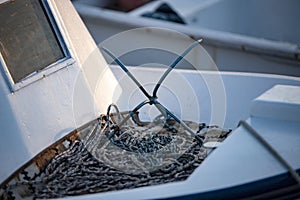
[73,0,300,77]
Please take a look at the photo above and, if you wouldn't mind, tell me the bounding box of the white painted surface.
[251,85,300,122]
[108,66,300,129]
[189,0,300,44]
[73,1,300,76]
[0,0,110,183]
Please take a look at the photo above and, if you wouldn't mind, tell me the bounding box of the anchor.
[100,39,204,150]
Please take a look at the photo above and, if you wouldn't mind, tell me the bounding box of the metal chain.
[1,112,230,199]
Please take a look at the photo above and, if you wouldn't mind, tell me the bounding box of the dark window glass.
[0,0,65,83]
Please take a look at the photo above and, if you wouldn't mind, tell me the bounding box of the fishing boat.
[73,0,300,77]
[0,0,300,199]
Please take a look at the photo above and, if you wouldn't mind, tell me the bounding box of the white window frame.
[0,0,75,92]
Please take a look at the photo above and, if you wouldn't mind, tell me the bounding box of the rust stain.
[34,132,79,169]
[34,147,59,169]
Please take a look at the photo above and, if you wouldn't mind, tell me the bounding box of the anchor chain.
[1,114,230,199]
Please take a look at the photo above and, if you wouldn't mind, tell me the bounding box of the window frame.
[0,0,74,92]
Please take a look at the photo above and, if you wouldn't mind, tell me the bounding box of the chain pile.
[1,113,230,199]
[36,140,203,198]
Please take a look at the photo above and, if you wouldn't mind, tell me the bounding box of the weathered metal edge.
[0,118,99,189]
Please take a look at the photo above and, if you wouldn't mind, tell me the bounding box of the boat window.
[0,0,70,90]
